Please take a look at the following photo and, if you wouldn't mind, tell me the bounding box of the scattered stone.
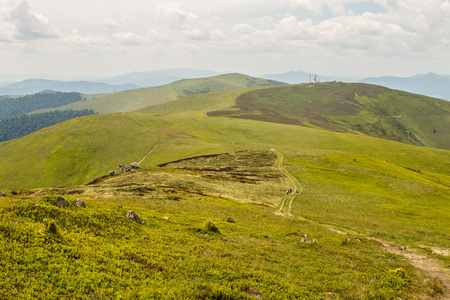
[225,216,236,223]
[0,191,5,197]
[118,205,122,208]
[126,210,145,225]
[300,233,315,243]
[75,199,86,208]
[55,197,69,208]
[130,162,140,169]
[346,238,352,242]
[163,216,169,220]
[109,163,141,177]
[42,195,69,208]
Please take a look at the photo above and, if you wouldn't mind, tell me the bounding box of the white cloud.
[113,32,145,46]
[281,0,323,14]
[156,3,225,41]
[3,0,59,40]
[2,0,450,78]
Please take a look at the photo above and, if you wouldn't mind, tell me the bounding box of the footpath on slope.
[271,148,302,216]
[137,144,158,166]
[269,149,449,297]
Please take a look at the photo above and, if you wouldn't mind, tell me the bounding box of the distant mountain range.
[0,69,222,95]
[360,72,450,100]
[0,79,139,95]
[1,69,450,100]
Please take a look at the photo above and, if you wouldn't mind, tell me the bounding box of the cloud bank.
[1,0,449,78]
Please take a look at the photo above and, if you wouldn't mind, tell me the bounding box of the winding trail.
[269,149,449,295]
[271,148,303,216]
[137,144,158,166]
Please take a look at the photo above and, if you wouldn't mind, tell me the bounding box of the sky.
[0,0,450,80]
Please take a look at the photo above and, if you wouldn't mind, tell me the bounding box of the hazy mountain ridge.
[360,72,450,100]
[0,79,139,95]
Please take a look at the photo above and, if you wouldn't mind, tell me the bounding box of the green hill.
[36,74,278,114]
[208,82,450,150]
[1,82,449,298]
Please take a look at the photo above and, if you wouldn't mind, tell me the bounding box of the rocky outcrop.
[55,197,69,208]
[126,210,145,225]
[75,199,86,208]
[110,162,141,176]
[0,191,5,197]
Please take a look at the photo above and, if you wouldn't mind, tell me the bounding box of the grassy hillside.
[1,112,448,244]
[2,182,442,299]
[1,84,449,298]
[36,74,276,114]
[208,82,450,150]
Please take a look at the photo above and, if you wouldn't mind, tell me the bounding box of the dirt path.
[137,144,158,165]
[268,148,449,296]
[372,238,449,295]
[271,149,302,216]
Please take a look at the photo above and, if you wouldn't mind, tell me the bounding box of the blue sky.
[1,0,449,80]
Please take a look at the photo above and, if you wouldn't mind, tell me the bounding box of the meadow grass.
[0,182,443,299]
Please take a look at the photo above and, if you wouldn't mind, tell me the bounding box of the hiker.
[296,190,299,196]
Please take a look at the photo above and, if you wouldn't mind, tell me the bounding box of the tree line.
[0,109,96,142]
[0,92,83,119]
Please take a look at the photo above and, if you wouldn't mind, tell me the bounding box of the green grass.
[0,184,443,299]
[208,82,450,150]
[34,74,275,115]
[1,82,449,298]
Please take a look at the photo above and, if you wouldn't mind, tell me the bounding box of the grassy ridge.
[208,82,450,150]
[1,112,448,246]
[1,106,449,297]
[36,74,275,114]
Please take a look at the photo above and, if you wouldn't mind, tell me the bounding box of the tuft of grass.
[204,219,220,233]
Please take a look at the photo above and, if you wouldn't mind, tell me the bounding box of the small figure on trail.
[296,190,299,196]
[286,189,290,195]
[289,188,292,194]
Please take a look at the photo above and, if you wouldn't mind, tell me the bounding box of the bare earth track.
[271,148,302,216]
[269,148,450,298]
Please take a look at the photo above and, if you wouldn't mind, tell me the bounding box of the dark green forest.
[0,92,83,119]
[0,109,95,142]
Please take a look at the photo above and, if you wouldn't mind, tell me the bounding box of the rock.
[110,170,118,176]
[130,162,140,169]
[163,216,169,220]
[0,191,5,197]
[225,216,236,223]
[126,210,145,225]
[75,199,86,208]
[41,195,69,207]
[55,196,69,208]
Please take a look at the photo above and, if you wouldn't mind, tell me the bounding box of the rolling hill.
[35,73,280,114]
[101,68,222,87]
[0,79,449,298]
[207,82,450,150]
